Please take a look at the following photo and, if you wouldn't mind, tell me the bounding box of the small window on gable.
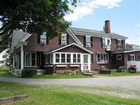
[116,54,122,60]
[40,32,47,45]
[61,34,67,45]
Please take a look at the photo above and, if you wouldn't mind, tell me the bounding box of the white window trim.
[61,34,67,45]
[116,54,122,60]
[102,37,111,48]
[54,52,81,64]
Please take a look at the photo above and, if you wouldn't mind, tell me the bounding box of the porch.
[12,43,93,75]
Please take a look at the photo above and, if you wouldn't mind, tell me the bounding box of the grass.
[0,81,140,105]
[98,72,140,77]
[0,66,16,77]
[33,73,93,79]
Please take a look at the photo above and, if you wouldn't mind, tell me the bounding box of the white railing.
[127,61,140,72]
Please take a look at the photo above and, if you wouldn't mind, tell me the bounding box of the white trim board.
[51,43,93,54]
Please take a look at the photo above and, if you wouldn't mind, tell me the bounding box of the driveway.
[0,76,140,90]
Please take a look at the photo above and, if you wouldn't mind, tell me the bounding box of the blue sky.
[65,0,140,45]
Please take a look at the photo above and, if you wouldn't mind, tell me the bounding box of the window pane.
[40,32,47,44]
[61,54,65,63]
[67,54,71,63]
[85,36,91,47]
[77,54,80,63]
[61,34,67,45]
[56,54,59,63]
[73,54,76,63]
[84,55,88,63]
[32,53,35,66]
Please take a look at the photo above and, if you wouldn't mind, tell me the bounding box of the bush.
[21,69,37,78]
[128,65,136,73]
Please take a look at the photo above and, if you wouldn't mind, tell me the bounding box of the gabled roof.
[47,43,93,54]
[71,27,127,40]
[10,30,31,53]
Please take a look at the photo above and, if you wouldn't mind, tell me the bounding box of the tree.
[0,0,77,52]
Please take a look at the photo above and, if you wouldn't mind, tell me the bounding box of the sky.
[64,0,140,45]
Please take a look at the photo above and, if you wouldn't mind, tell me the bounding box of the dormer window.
[60,34,67,45]
[40,32,47,45]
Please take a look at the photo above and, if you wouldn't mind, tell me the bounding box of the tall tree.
[0,0,77,52]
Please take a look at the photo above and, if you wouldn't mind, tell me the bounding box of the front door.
[81,54,91,72]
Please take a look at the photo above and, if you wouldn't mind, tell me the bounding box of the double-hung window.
[56,54,60,63]
[101,38,111,48]
[85,36,92,47]
[61,54,65,63]
[97,53,109,63]
[61,34,67,45]
[67,54,71,63]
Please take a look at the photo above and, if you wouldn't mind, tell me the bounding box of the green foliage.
[0,0,77,52]
[0,81,140,105]
[21,69,37,78]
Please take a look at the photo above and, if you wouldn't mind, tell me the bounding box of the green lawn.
[0,81,140,105]
[0,66,16,77]
[33,73,93,79]
[98,72,140,77]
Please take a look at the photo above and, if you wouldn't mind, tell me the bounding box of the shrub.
[21,69,37,78]
[128,65,136,73]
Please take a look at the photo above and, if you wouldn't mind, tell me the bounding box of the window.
[97,53,109,63]
[137,55,140,61]
[25,52,36,66]
[128,54,135,61]
[117,39,122,45]
[84,55,88,63]
[61,54,65,63]
[56,54,60,63]
[61,34,67,45]
[55,53,81,64]
[85,36,92,47]
[101,38,111,48]
[73,54,76,63]
[67,54,71,63]
[77,54,80,63]
[40,32,47,44]
[116,54,122,60]
[45,54,52,64]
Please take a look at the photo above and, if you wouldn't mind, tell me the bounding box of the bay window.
[55,53,81,64]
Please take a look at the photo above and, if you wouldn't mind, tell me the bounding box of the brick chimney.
[104,20,111,33]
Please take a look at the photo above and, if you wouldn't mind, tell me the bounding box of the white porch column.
[21,45,24,70]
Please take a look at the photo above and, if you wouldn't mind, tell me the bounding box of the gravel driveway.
[0,76,140,90]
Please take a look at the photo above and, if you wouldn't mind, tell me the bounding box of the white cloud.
[64,0,122,21]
